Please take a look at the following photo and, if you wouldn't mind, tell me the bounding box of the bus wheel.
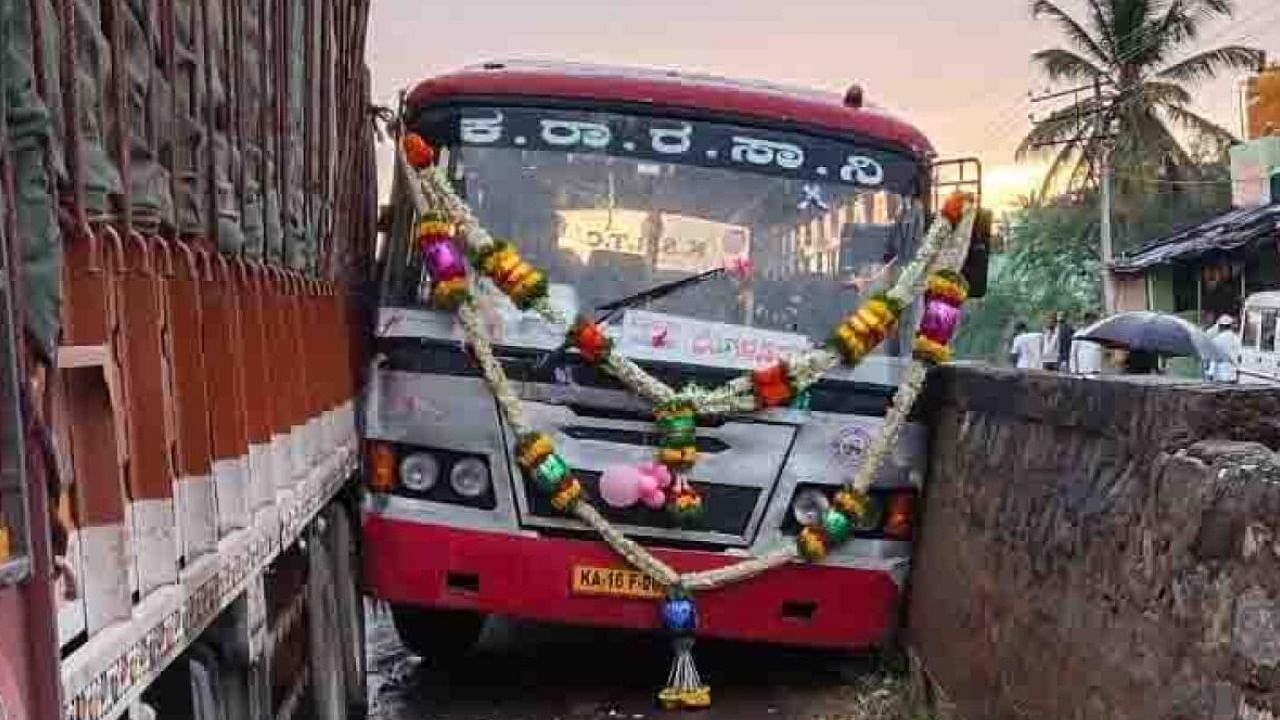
[390,605,486,661]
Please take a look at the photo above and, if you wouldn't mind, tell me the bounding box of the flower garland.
[396,134,975,707]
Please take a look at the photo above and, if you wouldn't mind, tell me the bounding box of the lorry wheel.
[390,605,486,662]
[327,506,368,719]
[308,524,348,720]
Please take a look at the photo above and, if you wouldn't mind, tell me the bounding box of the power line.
[1019,1,1273,122]
[1028,79,1112,103]
[1112,171,1252,186]
[972,0,1272,193]
[1017,0,1274,157]
[977,1,1203,154]
[1001,13,1193,154]
[1029,133,1117,149]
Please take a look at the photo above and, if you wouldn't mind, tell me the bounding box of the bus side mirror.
[961,208,991,298]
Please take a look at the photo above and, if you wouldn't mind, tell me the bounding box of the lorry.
[1,0,375,718]
[364,60,987,659]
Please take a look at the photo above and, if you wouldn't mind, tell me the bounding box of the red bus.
[365,60,979,657]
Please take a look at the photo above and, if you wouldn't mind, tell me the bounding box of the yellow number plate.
[571,565,665,599]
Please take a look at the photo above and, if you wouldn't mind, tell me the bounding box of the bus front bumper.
[362,516,902,650]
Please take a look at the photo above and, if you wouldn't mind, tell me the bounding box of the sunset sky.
[368,0,1280,212]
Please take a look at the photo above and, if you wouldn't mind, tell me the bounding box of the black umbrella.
[1077,311,1231,362]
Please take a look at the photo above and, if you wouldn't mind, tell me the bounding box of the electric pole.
[1094,76,1116,314]
[1029,76,1118,314]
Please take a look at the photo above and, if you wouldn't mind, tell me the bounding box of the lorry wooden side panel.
[2,0,374,716]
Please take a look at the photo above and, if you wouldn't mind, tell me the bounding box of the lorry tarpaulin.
[122,0,174,227]
[262,0,282,262]
[173,0,205,235]
[3,0,61,359]
[5,0,370,362]
[206,0,243,253]
[286,0,311,271]
[239,0,265,259]
[71,0,124,216]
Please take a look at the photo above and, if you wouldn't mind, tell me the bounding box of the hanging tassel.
[658,591,711,710]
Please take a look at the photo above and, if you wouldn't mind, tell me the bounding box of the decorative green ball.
[661,430,696,449]
[821,508,852,543]
[533,453,570,493]
[657,415,695,433]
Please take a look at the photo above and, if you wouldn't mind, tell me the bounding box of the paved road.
[365,604,906,720]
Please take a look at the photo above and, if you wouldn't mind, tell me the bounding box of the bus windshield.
[387,105,927,355]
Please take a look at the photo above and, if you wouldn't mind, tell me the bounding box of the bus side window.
[1245,310,1262,349]
[1262,310,1278,352]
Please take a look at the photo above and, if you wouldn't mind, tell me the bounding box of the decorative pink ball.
[637,473,659,495]
[424,239,466,281]
[919,297,961,345]
[599,464,644,508]
[638,462,672,488]
[642,489,667,510]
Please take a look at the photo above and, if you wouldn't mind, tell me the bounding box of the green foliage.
[954,168,1234,362]
[955,201,1102,360]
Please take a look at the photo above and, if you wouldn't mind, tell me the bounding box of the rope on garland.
[397,139,971,423]
[398,141,975,584]
[432,165,681,406]
[392,133,974,708]
[573,503,680,586]
[456,302,532,434]
[680,544,798,591]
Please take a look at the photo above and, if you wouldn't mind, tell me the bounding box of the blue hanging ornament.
[661,594,697,635]
[658,591,710,710]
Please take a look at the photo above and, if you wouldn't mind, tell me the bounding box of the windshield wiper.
[594,267,726,320]
[535,267,729,371]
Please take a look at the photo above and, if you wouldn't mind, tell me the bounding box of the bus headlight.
[450,458,492,498]
[791,488,830,527]
[398,453,439,492]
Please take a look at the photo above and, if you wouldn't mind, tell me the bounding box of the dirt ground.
[364,603,927,720]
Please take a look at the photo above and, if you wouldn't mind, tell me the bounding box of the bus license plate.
[571,566,665,599]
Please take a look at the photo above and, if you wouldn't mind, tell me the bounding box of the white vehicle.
[1239,292,1280,384]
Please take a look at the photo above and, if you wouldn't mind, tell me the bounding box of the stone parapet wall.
[908,365,1280,720]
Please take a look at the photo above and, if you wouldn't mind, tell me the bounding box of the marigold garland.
[516,432,586,512]
[752,361,796,408]
[472,241,549,310]
[394,136,976,707]
[415,144,965,417]
[399,140,974,538]
[417,214,470,309]
[913,270,969,365]
[568,316,612,364]
[830,293,904,365]
[655,400,699,471]
[402,133,436,168]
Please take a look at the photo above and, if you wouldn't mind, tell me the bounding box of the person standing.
[1041,314,1061,371]
[1124,348,1160,374]
[1009,321,1044,370]
[1055,312,1074,370]
[1070,311,1103,375]
[1208,314,1241,383]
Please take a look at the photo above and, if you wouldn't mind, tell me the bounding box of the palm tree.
[1018,0,1264,197]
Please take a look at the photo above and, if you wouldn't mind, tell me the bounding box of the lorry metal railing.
[4,0,376,717]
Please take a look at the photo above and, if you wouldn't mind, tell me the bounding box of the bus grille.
[522,469,761,538]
